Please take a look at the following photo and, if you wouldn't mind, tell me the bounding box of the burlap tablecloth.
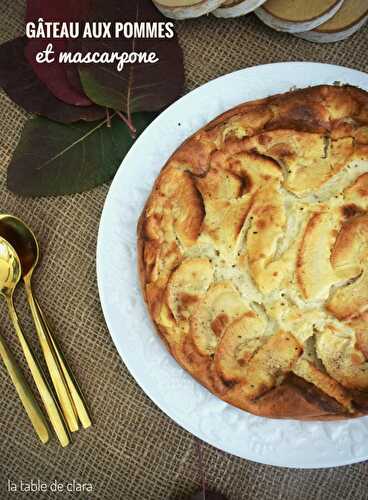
[0,1,368,499]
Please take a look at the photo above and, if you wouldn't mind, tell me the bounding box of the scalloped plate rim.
[97,62,368,468]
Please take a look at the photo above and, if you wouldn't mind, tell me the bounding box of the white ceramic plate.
[97,62,368,468]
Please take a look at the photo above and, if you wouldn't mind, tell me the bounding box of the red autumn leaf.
[25,0,92,106]
[65,63,88,96]
[0,37,104,123]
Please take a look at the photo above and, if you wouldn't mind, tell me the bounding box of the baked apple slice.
[327,214,368,319]
[191,282,247,356]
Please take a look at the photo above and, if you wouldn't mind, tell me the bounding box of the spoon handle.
[35,297,92,429]
[24,280,79,433]
[6,295,70,447]
[0,334,50,444]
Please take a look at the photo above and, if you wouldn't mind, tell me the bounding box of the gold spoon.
[0,215,91,430]
[0,217,78,433]
[0,332,50,443]
[0,236,70,447]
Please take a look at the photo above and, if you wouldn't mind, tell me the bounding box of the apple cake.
[137,84,368,420]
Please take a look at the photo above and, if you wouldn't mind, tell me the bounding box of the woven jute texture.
[0,1,368,499]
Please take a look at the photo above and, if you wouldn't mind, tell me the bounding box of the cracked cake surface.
[137,84,368,420]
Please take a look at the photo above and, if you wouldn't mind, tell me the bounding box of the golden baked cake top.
[138,84,368,420]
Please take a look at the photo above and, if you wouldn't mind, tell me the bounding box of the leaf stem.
[116,111,137,139]
[106,108,111,128]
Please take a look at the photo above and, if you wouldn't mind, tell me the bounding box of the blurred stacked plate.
[152,0,368,44]
[152,0,224,19]
[254,0,345,32]
[153,0,267,18]
[213,0,267,18]
[295,0,368,43]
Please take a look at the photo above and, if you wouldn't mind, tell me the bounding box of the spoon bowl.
[0,215,39,279]
[0,236,22,297]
